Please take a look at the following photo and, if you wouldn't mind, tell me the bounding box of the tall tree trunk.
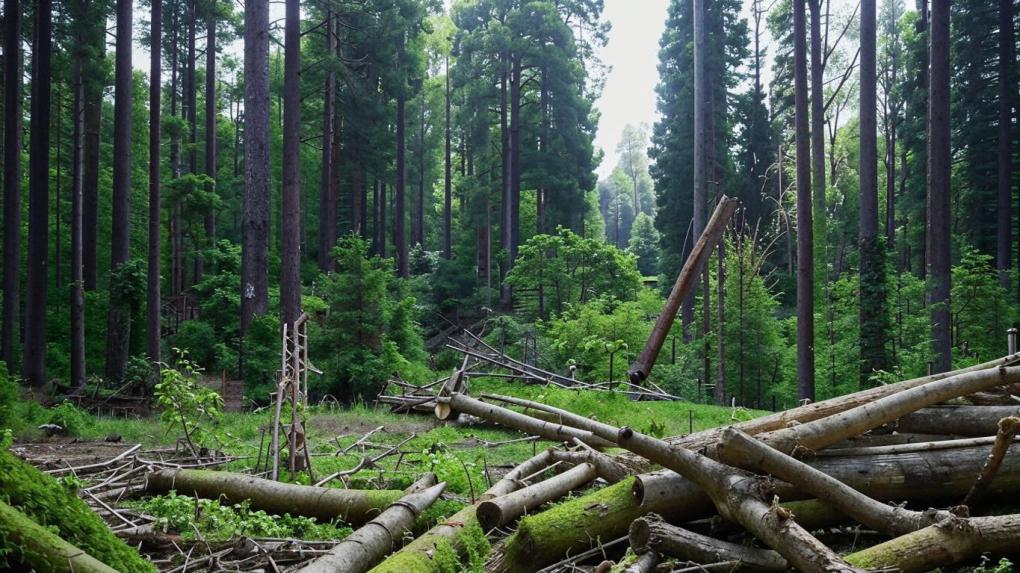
[169,1,182,297]
[927,0,951,374]
[809,0,826,306]
[414,91,425,248]
[374,179,385,257]
[1,0,21,373]
[105,0,133,383]
[794,0,815,401]
[24,0,53,389]
[318,11,337,273]
[70,28,86,391]
[280,0,302,329]
[54,86,62,292]
[147,0,163,366]
[510,53,522,270]
[396,92,408,278]
[997,0,1013,288]
[715,242,726,404]
[82,48,101,292]
[499,53,511,307]
[690,0,706,348]
[186,0,200,283]
[860,0,888,385]
[204,1,216,267]
[241,0,270,334]
[538,66,549,237]
[443,56,452,259]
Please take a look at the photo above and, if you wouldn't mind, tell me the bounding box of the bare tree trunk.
[82,41,102,292]
[499,53,511,307]
[927,0,951,373]
[204,1,216,264]
[690,0,706,348]
[70,30,86,391]
[147,0,162,367]
[280,0,302,331]
[509,53,522,272]
[186,0,199,283]
[477,463,597,531]
[860,0,888,385]
[630,514,788,572]
[24,0,53,389]
[443,56,452,259]
[414,90,425,248]
[319,11,337,273]
[794,0,815,401]
[997,0,1013,288]
[396,91,408,277]
[241,0,270,334]
[2,0,21,373]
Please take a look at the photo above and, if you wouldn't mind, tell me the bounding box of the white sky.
[592,0,670,179]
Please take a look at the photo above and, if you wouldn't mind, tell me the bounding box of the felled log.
[844,514,1020,573]
[0,499,120,573]
[296,482,447,573]
[623,551,660,573]
[759,365,1020,454]
[548,445,634,483]
[368,448,561,573]
[629,514,787,572]
[498,439,1020,573]
[477,462,596,531]
[436,393,615,449]
[613,427,861,572]
[146,468,403,525]
[717,427,954,536]
[892,405,1020,436]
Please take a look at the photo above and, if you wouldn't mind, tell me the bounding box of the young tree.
[794,0,815,401]
[2,0,21,373]
[859,0,889,384]
[241,0,270,334]
[280,0,302,327]
[148,0,163,365]
[24,0,52,389]
[105,0,134,383]
[928,0,951,373]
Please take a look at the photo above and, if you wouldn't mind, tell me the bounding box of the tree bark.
[146,469,403,525]
[794,0,815,402]
[241,0,270,334]
[0,500,119,573]
[297,482,447,573]
[204,1,216,263]
[477,462,596,531]
[395,58,408,278]
[24,0,53,389]
[82,31,102,293]
[927,0,951,373]
[147,0,163,366]
[280,0,302,329]
[499,53,511,308]
[1,0,21,373]
[891,405,1020,436]
[629,514,788,572]
[689,0,706,345]
[509,53,522,273]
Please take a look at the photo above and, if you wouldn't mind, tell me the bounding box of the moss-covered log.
[0,499,120,573]
[146,468,402,525]
[844,514,1020,573]
[0,449,155,572]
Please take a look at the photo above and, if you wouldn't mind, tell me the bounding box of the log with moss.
[0,499,120,573]
[146,468,403,525]
[0,449,156,572]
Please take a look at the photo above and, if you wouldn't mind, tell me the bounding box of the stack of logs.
[390,352,1020,573]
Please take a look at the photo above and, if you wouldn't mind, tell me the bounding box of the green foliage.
[507,227,643,318]
[973,557,1015,573]
[952,248,1015,365]
[131,491,352,542]
[154,353,226,454]
[46,402,93,436]
[628,213,660,276]
[0,449,156,572]
[315,236,428,402]
[0,366,18,431]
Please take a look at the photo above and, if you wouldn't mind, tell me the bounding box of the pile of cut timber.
[402,354,1020,573]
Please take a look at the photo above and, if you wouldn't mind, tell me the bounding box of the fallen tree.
[629,513,788,572]
[477,462,596,531]
[891,405,1020,436]
[145,468,403,525]
[0,499,120,573]
[297,482,447,573]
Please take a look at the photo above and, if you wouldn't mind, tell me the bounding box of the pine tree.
[1,0,21,373]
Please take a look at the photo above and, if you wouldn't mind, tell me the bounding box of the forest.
[2,0,1020,571]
